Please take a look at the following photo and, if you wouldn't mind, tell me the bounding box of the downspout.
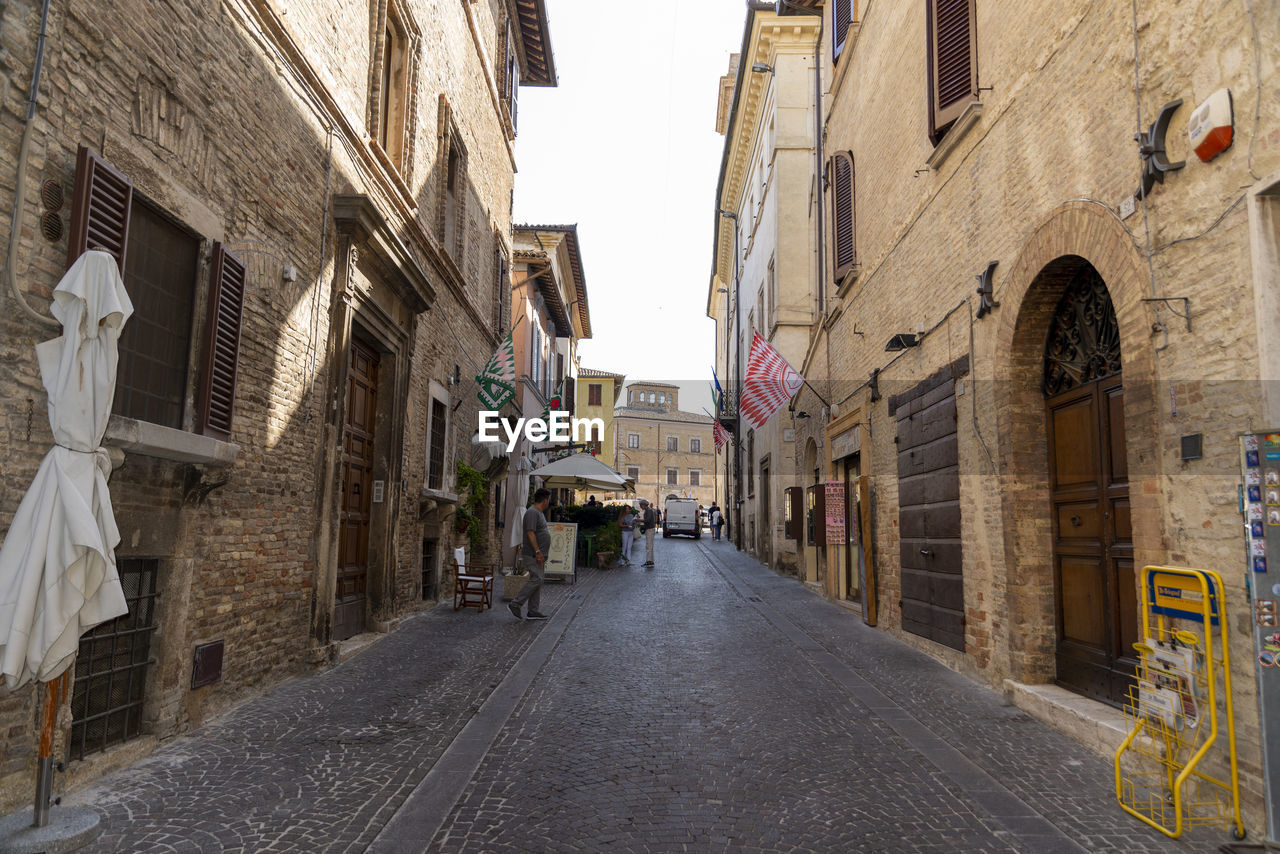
[5,0,59,330]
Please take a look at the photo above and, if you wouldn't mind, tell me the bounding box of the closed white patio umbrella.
[0,250,132,831]
[508,445,532,550]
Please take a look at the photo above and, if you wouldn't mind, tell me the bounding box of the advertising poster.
[824,482,846,545]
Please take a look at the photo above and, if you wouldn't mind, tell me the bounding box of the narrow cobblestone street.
[67,537,1224,853]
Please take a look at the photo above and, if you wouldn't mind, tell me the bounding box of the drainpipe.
[5,0,59,331]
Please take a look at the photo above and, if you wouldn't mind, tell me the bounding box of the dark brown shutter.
[197,243,246,439]
[67,145,132,272]
[505,24,520,133]
[927,0,978,143]
[830,151,856,281]
[833,0,854,64]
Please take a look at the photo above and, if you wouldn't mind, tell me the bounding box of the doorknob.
[1070,515,1082,527]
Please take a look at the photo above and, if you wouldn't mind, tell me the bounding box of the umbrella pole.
[33,670,69,827]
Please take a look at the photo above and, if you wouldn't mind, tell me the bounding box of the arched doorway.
[1043,263,1137,706]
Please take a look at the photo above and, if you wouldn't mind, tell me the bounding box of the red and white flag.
[712,418,730,451]
[741,331,804,429]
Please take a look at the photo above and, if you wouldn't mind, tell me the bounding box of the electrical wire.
[1244,0,1264,182]
[1130,0,1167,353]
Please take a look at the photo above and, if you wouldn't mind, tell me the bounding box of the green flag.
[476,331,516,410]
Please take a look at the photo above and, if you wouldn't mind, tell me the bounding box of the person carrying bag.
[640,499,658,568]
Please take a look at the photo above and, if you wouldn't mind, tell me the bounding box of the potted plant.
[455,461,487,557]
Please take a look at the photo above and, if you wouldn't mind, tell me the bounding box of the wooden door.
[335,337,379,641]
[843,457,861,603]
[1043,264,1135,706]
[896,379,963,651]
[1047,377,1135,705]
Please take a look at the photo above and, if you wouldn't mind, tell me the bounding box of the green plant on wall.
[455,461,488,555]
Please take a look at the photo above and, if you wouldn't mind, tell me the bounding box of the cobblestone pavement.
[66,536,1229,852]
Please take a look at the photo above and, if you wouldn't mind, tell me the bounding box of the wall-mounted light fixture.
[719,209,737,219]
[751,62,774,74]
[885,333,919,352]
[975,260,1000,319]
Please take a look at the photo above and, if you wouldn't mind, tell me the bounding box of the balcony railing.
[716,391,739,429]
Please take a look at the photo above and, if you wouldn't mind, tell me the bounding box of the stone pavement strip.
[65,537,1228,852]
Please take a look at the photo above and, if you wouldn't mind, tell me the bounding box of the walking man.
[710,503,723,541]
[509,488,552,621]
[640,498,658,568]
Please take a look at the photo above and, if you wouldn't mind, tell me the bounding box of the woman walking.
[618,504,637,566]
[710,504,724,541]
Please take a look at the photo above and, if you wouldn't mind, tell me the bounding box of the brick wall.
[793,0,1279,824]
[0,0,523,812]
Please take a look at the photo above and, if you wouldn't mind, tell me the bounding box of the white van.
[663,498,701,539]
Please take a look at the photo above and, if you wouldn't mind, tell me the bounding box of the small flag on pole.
[476,331,516,410]
[740,331,804,429]
[712,370,724,410]
[712,418,730,451]
[540,380,564,424]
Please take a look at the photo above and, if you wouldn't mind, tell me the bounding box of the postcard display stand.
[1114,565,1244,839]
[1240,431,1280,845]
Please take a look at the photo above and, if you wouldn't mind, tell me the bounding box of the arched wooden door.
[1043,264,1137,706]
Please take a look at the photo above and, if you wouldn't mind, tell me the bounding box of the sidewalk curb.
[368,573,601,852]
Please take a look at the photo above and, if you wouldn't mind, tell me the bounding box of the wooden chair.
[452,547,494,612]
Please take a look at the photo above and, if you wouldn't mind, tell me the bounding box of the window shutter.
[197,243,246,439]
[505,24,520,133]
[830,151,856,281]
[833,0,854,64]
[927,0,978,143]
[67,145,132,272]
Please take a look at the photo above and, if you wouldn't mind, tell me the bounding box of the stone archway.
[992,201,1161,687]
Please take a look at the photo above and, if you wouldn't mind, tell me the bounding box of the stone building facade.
[498,224,592,562]
[0,0,556,813]
[710,9,819,577]
[614,383,718,508]
[770,0,1279,828]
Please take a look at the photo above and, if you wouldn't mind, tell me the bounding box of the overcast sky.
[512,0,747,418]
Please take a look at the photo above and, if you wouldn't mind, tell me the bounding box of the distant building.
[576,368,625,459]
[503,224,593,530]
[613,383,718,508]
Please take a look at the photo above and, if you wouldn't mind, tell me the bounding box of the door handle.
[920,548,932,556]
[1070,515,1082,527]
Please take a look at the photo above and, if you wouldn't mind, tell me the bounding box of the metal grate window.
[69,558,158,761]
[428,398,447,490]
[422,538,439,601]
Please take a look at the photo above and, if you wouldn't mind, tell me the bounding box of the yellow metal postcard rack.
[1115,566,1244,839]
